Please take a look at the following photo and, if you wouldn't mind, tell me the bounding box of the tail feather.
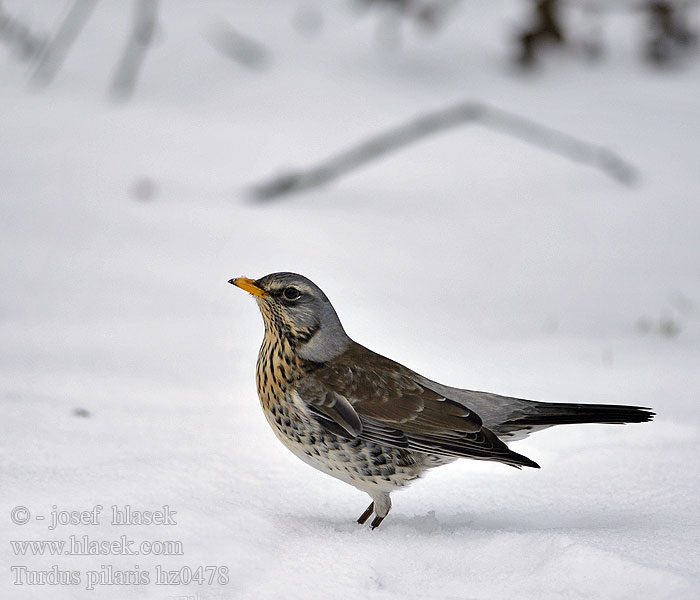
[505,402,655,428]
[502,449,541,470]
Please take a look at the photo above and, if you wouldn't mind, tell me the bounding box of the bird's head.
[229,272,350,362]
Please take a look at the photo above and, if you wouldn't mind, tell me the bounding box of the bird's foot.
[357,502,386,529]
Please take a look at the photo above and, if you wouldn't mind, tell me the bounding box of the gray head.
[229,272,350,362]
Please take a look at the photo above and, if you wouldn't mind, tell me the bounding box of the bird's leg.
[368,492,391,530]
[357,502,374,525]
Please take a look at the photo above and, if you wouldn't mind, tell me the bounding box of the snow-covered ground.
[1,1,699,599]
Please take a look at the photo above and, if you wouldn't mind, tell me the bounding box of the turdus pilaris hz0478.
[229,273,654,529]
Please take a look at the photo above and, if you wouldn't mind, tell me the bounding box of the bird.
[229,272,654,529]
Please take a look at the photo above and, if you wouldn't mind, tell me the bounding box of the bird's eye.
[282,287,301,301]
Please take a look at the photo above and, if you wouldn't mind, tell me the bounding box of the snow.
[1,1,699,598]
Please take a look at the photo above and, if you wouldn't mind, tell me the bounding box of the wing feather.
[296,342,539,468]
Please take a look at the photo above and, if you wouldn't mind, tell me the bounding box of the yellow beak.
[228,277,268,297]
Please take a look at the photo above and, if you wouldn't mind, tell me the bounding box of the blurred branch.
[30,0,99,88]
[517,0,565,67]
[357,0,463,31]
[110,0,159,102]
[644,1,698,65]
[248,100,638,200]
[205,20,269,70]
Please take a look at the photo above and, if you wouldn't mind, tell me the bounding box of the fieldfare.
[229,272,653,529]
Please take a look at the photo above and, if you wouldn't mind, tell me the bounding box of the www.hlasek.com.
[12,535,183,556]
[9,504,229,591]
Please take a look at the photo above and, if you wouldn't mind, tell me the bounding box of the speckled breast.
[255,334,425,492]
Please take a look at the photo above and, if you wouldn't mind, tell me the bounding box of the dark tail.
[505,402,655,428]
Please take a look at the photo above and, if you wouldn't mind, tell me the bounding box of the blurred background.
[1,1,699,599]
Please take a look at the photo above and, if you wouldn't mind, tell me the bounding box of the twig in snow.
[110,0,159,102]
[248,100,638,200]
[30,0,99,88]
[0,2,49,62]
[206,20,269,70]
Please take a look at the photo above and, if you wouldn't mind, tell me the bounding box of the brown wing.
[297,342,539,468]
